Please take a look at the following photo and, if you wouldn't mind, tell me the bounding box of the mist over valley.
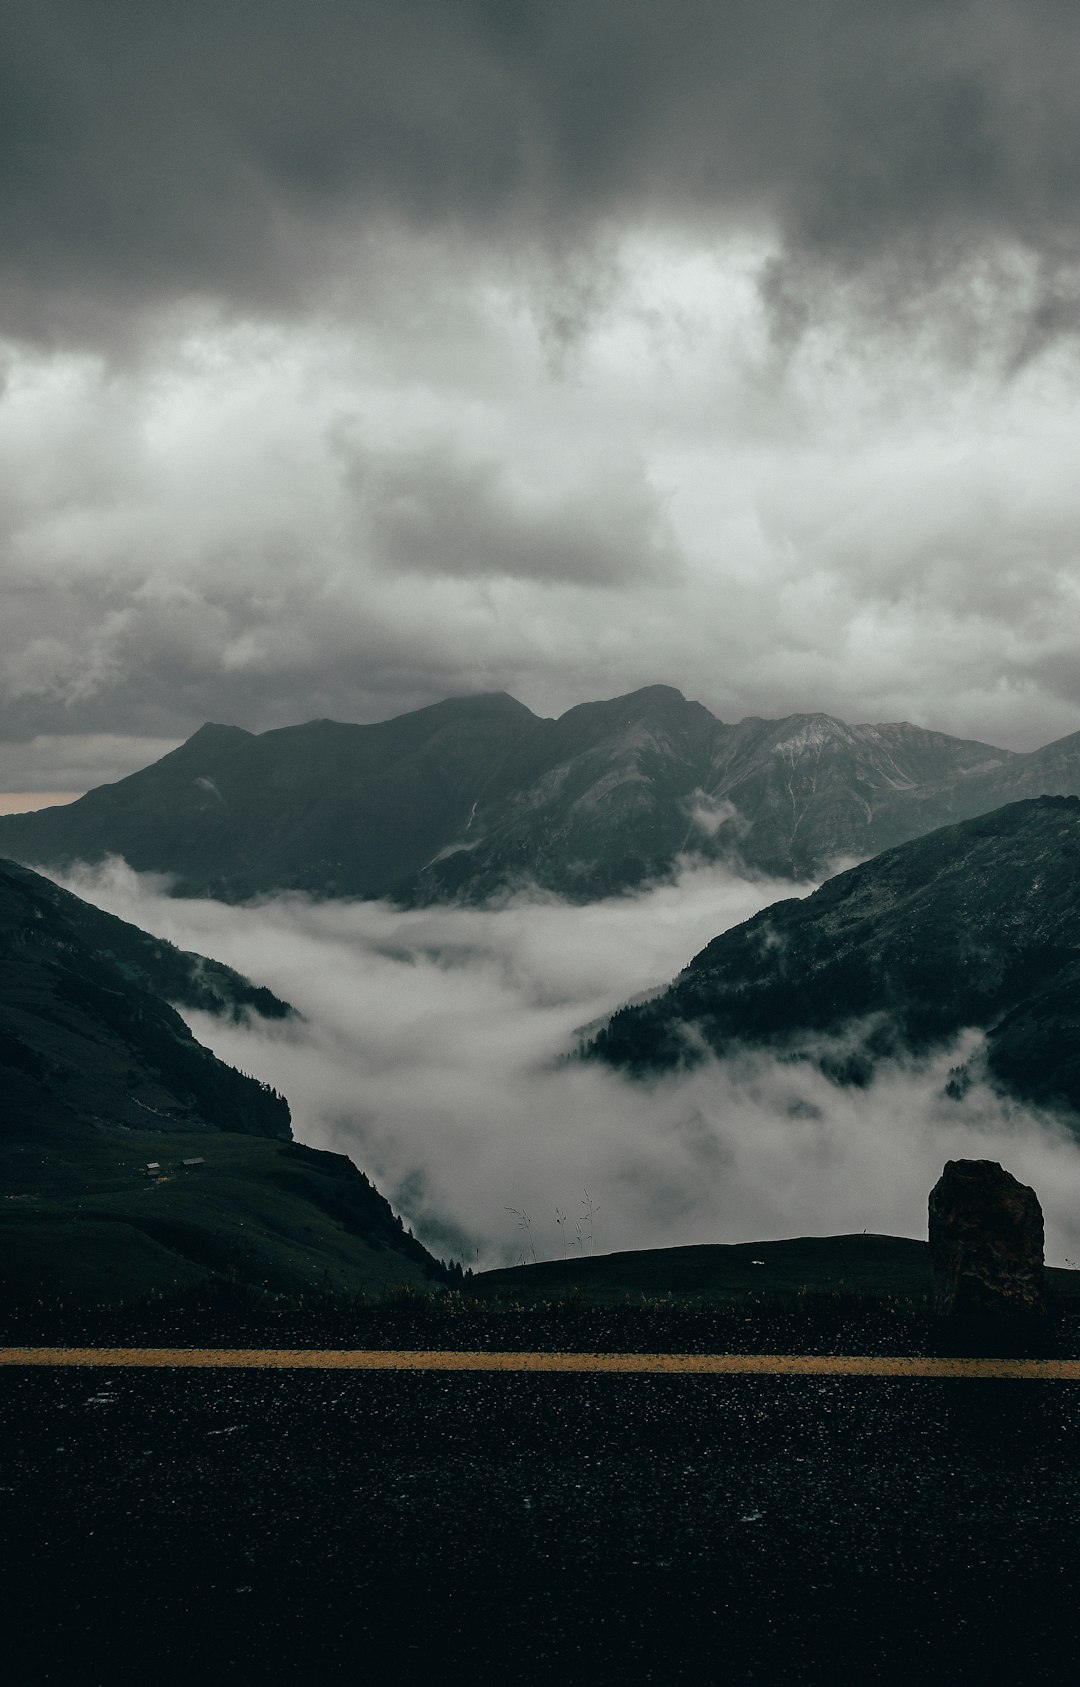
[47,843,1080,1273]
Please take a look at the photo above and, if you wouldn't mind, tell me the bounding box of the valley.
[5,699,1080,1321]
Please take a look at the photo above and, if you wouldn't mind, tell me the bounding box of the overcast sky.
[3,1,1080,790]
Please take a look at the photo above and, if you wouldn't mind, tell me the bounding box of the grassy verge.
[4,1275,1080,1358]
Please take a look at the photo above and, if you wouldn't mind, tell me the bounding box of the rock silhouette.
[928,1159,1046,1319]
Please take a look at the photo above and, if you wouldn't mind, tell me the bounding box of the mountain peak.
[608,683,691,711]
[556,683,697,727]
[1,691,1079,905]
[184,722,254,746]
[435,690,535,716]
[144,722,255,779]
[779,709,845,728]
[387,691,538,728]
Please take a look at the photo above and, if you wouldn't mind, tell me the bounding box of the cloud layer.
[54,859,1080,1270]
[2,4,1080,784]
[2,275,1080,784]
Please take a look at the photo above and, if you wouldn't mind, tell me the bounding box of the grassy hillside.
[0,855,294,1021]
[2,1114,441,1303]
[474,1231,1080,1309]
[1,858,445,1304]
[474,1233,935,1304]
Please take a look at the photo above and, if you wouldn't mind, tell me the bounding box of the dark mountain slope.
[690,712,1012,877]
[0,859,442,1300]
[0,694,541,901]
[589,796,1080,1123]
[3,686,1077,903]
[0,859,292,1143]
[942,728,1080,817]
[0,856,293,1023]
[409,684,729,900]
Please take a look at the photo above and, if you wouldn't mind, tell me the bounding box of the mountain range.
[589,796,1080,1127]
[2,686,1079,902]
[0,857,442,1301]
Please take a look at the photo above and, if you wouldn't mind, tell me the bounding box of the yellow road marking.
[2,1348,1080,1378]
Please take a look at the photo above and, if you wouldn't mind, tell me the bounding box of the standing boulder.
[928,1160,1046,1319]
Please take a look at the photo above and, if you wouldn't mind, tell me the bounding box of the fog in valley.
[56,858,1080,1270]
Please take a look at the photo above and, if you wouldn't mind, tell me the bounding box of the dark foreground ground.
[3,1365,1080,1686]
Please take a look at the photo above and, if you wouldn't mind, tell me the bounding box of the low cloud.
[53,857,1080,1270]
[684,791,748,841]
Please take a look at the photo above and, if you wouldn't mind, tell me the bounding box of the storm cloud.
[3,2,1080,350]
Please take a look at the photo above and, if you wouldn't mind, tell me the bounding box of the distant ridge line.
[0,682,1076,902]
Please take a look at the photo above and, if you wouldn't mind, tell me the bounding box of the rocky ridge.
[3,686,1077,903]
[589,796,1080,1126]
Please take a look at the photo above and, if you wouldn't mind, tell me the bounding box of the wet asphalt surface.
[3,1368,1080,1686]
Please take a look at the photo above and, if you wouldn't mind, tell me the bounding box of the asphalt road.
[3,1367,1080,1686]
